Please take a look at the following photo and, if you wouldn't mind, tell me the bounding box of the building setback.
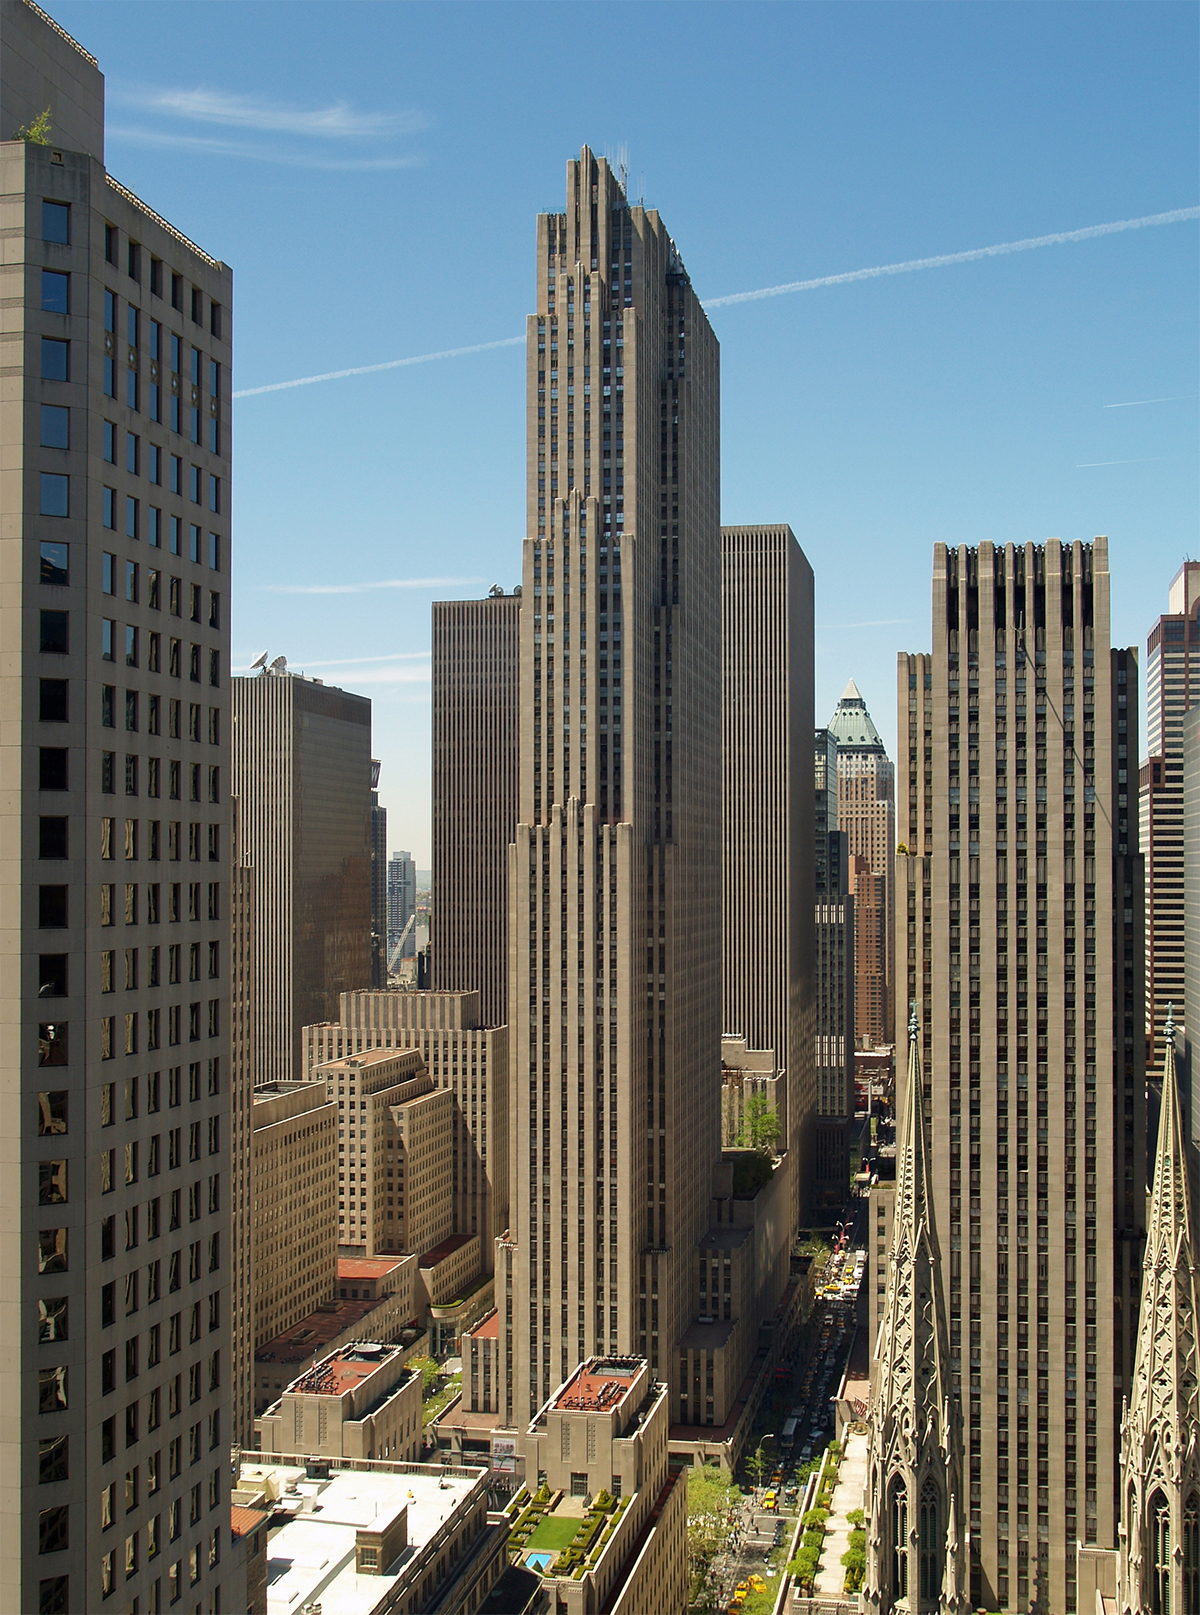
[431,590,520,1026]
[501,147,723,1425]
[231,667,372,1084]
[898,538,1144,1613]
[0,4,241,1609]
[831,679,896,1046]
[721,523,816,1209]
[1139,561,1200,1077]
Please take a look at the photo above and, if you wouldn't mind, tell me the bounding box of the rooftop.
[554,1358,641,1414]
[287,1343,401,1398]
[229,1504,270,1541]
[421,1232,474,1267]
[338,1256,408,1282]
[828,680,886,751]
[256,1300,415,1369]
[239,1460,483,1615]
[470,1311,500,1341]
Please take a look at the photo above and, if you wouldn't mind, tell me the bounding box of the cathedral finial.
[909,1000,919,1044]
[1165,1002,1176,1044]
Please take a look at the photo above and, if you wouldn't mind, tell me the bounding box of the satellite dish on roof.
[270,656,288,673]
[250,651,268,670]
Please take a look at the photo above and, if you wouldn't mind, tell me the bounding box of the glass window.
[39,611,68,654]
[40,405,69,450]
[125,626,138,667]
[126,368,138,411]
[126,498,138,541]
[38,678,68,725]
[103,488,116,529]
[189,466,200,504]
[39,748,67,790]
[39,474,68,518]
[41,202,69,245]
[103,421,116,462]
[39,1365,67,1413]
[39,542,68,586]
[41,271,68,314]
[189,526,200,564]
[170,456,181,495]
[104,289,116,331]
[38,886,67,928]
[102,555,115,595]
[148,445,160,485]
[40,340,67,382]
[39,815,68,856]
[127,306,139,347]
[126,434,138,476]
[126,563,138,604]
[148,508,161,549]
[150,320,160,360]
[37,1227,67,1273]
[207,476,219,514]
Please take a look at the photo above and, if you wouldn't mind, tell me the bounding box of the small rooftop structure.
[288,1341,398,1398]
[554,1357,642,1414]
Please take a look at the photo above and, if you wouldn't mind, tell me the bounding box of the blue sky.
[55,0,1198,865]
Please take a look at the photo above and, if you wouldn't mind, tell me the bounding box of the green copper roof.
[828,679,885,750]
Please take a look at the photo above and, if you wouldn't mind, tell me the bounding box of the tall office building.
[898,538,1144,1613]
[231,667,372,1084]
[1184,708,1200,1144]
[831,678,895,1044]
[500,147,722,1425]
[0,5,241,1610]
[815,727,854,1197]
[1139,562,1200,1075]
[431,589,520,1026]
[721,523,816,1208]
[815,725,847,899]
[386,848,415,962]
[369,758,386,988]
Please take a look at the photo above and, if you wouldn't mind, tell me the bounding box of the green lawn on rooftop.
[526,1516,582,1551]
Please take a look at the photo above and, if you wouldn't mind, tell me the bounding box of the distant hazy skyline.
[56,0,1198,863]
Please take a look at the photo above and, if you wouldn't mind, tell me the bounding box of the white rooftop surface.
[256,1464,480,1615]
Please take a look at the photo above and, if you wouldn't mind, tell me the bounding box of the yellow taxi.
[762,1489,778,1510]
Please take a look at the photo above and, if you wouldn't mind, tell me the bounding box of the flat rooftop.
[288,1343,401,1398]
[338,1256,408,1282]
[256,1299,414,1369]
[470,1311,500,1341]
[555,1359,640,1414]
[421,1232,474,1266]
[241,1461,482,1615]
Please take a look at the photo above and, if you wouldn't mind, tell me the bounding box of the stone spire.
[1118,1008,1200,1614]
[863,1007,967,1615]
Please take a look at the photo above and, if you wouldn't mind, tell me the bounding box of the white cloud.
[106,123,422,172]
[113,84,425,139]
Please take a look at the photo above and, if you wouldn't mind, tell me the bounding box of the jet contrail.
[1103,394,1199,409]
[702,206,1199,308]
[232,335,524,398]
[233,205,1199,398]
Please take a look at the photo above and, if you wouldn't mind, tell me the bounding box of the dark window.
[101,1418,114,1463]
[40,339,68,382]
[38,1436,69,1485]
[40,405,69,449]
[150,258,163,298]
[40,474,68,518]
[105,225,117,265]
[39,680,68,722]
[38,1505,69,1555]
[39,611,68,654]
[38,886,68,928]
[126,433,139,475]
[41,202,69,245]
[171,273,182,312]
[39,1575,69,1615]
[39,542,68,585]
[127,241,140,283]
[38,749,67,791]
[41,270,68,314]
[39,817,68,859]
[38,955,68,996]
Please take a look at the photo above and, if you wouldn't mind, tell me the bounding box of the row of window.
[37,744,219,804]
[101,560,221,621]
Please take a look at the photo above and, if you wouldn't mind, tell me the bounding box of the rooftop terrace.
[288,1343,400,1398]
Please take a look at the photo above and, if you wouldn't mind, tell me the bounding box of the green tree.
[13,107,51,144]
[736,1092,781,1155]
[686,1465,741,1577]
[408,1355,440,1396]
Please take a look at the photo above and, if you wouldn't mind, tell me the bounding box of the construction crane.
[387,914,416,976]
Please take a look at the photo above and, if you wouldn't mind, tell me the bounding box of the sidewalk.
[811,1426,868,1600]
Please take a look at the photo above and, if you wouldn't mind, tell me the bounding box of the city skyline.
[44,0,1195,864]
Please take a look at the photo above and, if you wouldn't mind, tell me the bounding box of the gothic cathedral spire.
[863,1008,967,1614]
[1118,1009,1200,1614]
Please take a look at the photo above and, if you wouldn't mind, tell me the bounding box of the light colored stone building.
[431,591,520,1027]
[251,1080,338,1348]
[305,988,509,1259]
[231,666,372,1084]
[229,797,253,1444]
[255,1341,423,1464]
[897,538,1145,1613]
[0,6,241,1610]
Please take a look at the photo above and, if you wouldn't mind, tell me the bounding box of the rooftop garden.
[507,1484,629,1578]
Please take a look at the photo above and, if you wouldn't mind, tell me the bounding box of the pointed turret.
[1117,1009,1200,1614]
[862,1008,967,1614]
[829,681,885,751]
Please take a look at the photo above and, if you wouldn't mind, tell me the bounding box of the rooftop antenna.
[616,142,629,196]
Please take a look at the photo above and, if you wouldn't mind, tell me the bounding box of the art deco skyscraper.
[899,538,1144,1614]
[369,759,386,987]
[231,667,372,1084]
[722,524,816,1204]
[1139,562,1200,1076]
[831,680,895,1044]
[499,147,721,1423]
[0,4,240,1609]
[431,589,519,1025]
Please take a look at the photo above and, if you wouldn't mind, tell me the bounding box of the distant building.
[255,1342,423,1463]
[370,759,387,986]
[830,679,896,1045]
[387,849,416,962]
[815,729,854,1198]
[232,666,373,1083]
[252,1081,339,1349]
[1139,562,1200,1075]
[431,589,520,1026]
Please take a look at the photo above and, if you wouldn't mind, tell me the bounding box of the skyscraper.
[831,679,895,1044]
[231,667,372,1084]
[0,5,240,1609]
[898,538,1144,1613]
[500,147,722,1423]
[431,589,520,1026]
[369,758,387,987]
[1139,561,1200,1075]
[386,848,416,962]
[815,727,854,1197]
[721,523,816,1210]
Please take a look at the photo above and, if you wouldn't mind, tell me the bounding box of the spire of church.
[863,1007,967,1614]
[1118,1008,1200,1614]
